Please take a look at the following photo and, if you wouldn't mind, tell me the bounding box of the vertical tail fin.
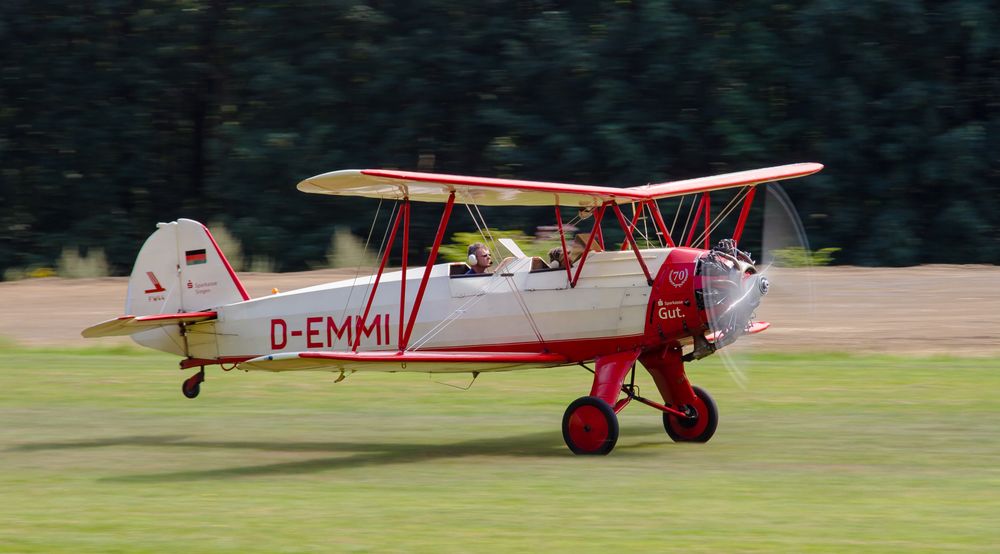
[126,219,250,316]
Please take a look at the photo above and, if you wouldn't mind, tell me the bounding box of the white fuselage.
[136,249,672,365]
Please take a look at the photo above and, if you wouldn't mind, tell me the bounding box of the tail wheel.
[663,385,718,443]
[182,371,204,399]
[562,396,619,455]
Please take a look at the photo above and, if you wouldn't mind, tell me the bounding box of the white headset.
[468,253,478,265]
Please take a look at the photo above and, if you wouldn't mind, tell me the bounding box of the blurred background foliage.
[2,0,998,276]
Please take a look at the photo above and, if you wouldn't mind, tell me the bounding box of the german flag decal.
[185,249,207,266]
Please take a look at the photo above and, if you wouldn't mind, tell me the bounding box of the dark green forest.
[2,1,998,276]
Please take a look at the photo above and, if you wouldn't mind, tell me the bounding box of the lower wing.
[237,350,568,373]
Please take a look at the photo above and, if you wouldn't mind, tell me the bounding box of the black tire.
[562,396,619,455]
[663,385,718,443]
[182,377,201,399]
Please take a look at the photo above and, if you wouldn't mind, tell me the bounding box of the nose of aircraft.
[698,248,764,351]
[757,274,769,296]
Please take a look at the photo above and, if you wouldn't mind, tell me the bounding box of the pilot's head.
[468,242,492,274]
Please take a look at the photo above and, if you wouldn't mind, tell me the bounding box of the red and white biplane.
[83,162,823,454]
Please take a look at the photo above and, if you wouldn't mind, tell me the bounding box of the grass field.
[1,346,998,553]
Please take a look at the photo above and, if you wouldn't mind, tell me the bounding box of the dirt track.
[2,266,998,354]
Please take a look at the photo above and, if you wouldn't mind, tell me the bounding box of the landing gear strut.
[561,350,635,455]
[561,347,720,455]
[663,385,718,443]
[182,367,205,399]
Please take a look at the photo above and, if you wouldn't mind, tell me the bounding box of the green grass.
[1,346,998,553]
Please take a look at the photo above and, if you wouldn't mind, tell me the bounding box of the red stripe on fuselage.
[180,333,652,370]
[398,334,651,364]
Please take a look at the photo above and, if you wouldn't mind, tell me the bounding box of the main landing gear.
[663,385,718,443]
[562,396,619,455]
[561,347,719,455]
[182,368,205,399]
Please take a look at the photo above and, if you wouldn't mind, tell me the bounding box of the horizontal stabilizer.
[238,350,568,373]
[81,311,217,338]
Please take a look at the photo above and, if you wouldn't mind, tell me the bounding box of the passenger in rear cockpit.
[548,246,568,269]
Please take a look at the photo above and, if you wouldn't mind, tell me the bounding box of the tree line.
[2,0,998,277]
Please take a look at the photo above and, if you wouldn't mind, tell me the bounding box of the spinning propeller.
[698,184,813,388]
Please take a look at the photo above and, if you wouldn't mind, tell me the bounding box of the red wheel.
[562,396,619,455]
[663,385,718,443]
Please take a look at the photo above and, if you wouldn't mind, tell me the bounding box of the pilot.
[465,243,492,274]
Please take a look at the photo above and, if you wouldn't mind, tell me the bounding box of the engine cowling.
[644,247,704,344]
[644,242,767,358]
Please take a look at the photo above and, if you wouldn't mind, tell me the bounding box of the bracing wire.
[463,196,501,260]
[678,195,697,246]
[689,187,750,248]
[669,195,685,239]
[409,258,546,351]
[409,194,515,351]
[652,200,667,247]
[502,268,546,345]
[642,202,653,248]
[565,202,599,230]
[408,268,513,350]
[628,202,656,248]
[472,201,500,256]
[341,198,394,323]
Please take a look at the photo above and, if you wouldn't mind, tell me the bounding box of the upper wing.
[237,350,568,373]
[631,163,823,200]
[297,163,823,207]
[81,311,217,338]
[297,169,644,207]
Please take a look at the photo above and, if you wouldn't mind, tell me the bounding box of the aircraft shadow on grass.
[10,426,668,482]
